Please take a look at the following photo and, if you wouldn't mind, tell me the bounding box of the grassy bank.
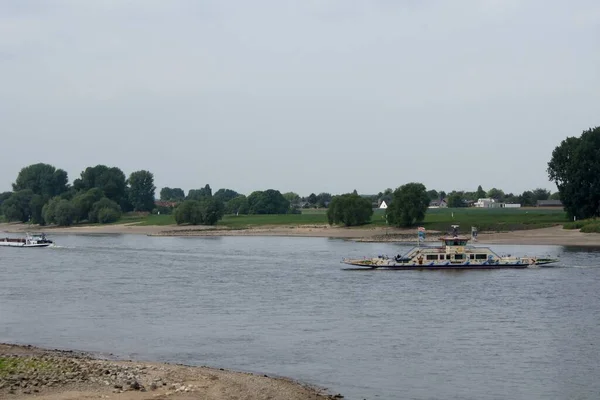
[128,207,568,232]
[563,218,600,233]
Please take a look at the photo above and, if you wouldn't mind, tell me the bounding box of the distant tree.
[316,192,332,208]
[42,196,61,225]
[247,190,290,214]
[200,197,225,225]
[72,188,105,222]
[549,192,561,200]
[504,193,520,204]
[53,199,77,226]
[548,126,600,219]
[29,194,46,225]
[532,188,551,203]
[128,170,156,212]
[73,165,127,207]
[307,193,318,205]
[519,191,535,207]
[0,191,12,206]
[187,184,212,200]
[486,188,505,201]
[475,185,486,199]
[88,198,122,223]
[386,183,429,227]
[97,207,121,224]
[327,193,373,227]
[213,188,239,203]
[1,189,34,222]
[174,200,204,225]
[447,191,466,208]
[283,192,300,205]
[225,195,249,215]
[439,191,447,200]
[426,190,439,201]
[12,163,68,201]
[160,187,185,201]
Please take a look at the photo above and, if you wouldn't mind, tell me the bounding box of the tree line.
[0,164,156,226]
[2,126,598,227]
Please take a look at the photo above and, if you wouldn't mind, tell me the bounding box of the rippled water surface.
[1,234,600,400]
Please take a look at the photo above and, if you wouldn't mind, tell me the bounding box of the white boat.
[0,232,54,248]
[342,225,558,270]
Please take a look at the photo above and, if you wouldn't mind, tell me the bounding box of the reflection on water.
[1,234,599,400]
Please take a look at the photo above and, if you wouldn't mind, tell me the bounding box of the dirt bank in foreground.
[0,343,340,400]
[1,222,598,246]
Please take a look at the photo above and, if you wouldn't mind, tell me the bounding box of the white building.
[475,198,500,208]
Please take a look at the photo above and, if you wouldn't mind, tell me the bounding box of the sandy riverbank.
[0,343,341,400]
[1,222,598,246]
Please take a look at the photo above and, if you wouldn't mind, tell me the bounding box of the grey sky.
[1,0,599,197]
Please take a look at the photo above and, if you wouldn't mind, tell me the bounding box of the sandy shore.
[1,222,598,246]
[0,343,341,400]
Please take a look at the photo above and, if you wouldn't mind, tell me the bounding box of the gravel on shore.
[0,343,344,400]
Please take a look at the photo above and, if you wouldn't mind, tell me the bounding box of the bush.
[580,223,600,233]
[563,219,598,230]
[97,207,121,224]
[174,200,203,225]
[89,197,122,223]
[54,199,77,226]
[327,193,373,226]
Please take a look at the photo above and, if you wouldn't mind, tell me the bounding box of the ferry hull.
[342,260,531,270]
[0,242,53,248]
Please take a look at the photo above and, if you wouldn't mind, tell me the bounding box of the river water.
[1,234,599,400]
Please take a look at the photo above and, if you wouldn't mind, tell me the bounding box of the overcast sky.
[1,0,598,197]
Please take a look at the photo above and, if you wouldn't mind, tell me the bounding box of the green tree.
[128,170,156,212]
[200,197,225,225]
[548,126,600,219]
[1,189,34,222]
[386,183,429,227]
[327,193,373,226]
[532,188,551,203]
[475,185,486,199]
[54,199,77,226]
[72,188,105,222]
[174,200,204,225]
[225,195,249,215]
[160,187,185,201]
[486,188,505,201]
[213,188,239,203]
[426,190,439,201]
[247,190,290,214]
[519,191,535,207]
[0,191,13,206]
[187,184,212,200]
[283,192,300,205]
[42,196,62,225]
[29,194,46,225]
[12,163,69,201]
[316,192,332,208]
[89,197,122,223]
[549,192,561,200]
[307,193,318,205]
[73,165,127,207]
[447,191,466,208]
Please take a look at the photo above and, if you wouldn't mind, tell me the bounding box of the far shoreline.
[1,222,599,247]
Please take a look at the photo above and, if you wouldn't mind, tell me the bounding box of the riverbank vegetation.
[1,126,597,230]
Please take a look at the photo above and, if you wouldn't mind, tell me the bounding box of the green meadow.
[128,207,569,232]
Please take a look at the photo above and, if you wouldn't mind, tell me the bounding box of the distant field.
[129,207,568,232]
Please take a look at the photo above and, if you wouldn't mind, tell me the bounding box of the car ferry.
[342,225,557,270]
[0,232,54,248]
